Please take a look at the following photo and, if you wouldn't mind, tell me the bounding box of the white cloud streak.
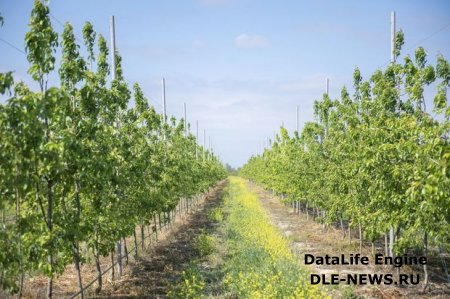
[192,40,206,49]
[234,34,269,48]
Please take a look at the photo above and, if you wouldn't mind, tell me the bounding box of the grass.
[220,177,328,299]
[167,177,329,298]
[167,264,206,299]
[207,208,224,223]
[194,231,216,258]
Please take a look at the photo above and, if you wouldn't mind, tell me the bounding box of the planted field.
[1,1,449,298]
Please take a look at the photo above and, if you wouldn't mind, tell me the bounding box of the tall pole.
[162,78,167,124]
[296,105,299,132]
[203,128,206,160]
[326,78,329,96]
[389,11,396,258]
[184,102,187,137]
[195,120,199,159]
[391,11,396,63]
[110,16,116,82]
[110,15,122,278]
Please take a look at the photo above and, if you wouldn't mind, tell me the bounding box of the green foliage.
[194,232,216,258]
[241,38,450,256]
[82,22,96,64]
[167,265,205,299]
[25,0,58,85]
[208,207,224,223]
[0,72,14,94]
[0,0,226,295]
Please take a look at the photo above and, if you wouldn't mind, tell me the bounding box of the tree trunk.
[73,243,84,299]
[165,211,170,228]
[16,186,24,299]
[116,241,122,277]
[0,270,3,291]
[389,225,394,257]
[384,233,388,257]
[153,214,158,241]
[123,237,128,265]
[46,179,54,299]
[306,202,309,220]
[110,251,115,281]
[133,229,138,258]
[348,226,351,245]
[322,211,326,229]
[94,245,102,294]
[73,181,83,298]
[422,231,429,291]
[47,276,53,299]
[359,223,362,253]
[140,224,145,250]
[18,266,25,299]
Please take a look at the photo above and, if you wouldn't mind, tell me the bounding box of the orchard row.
[241,33,449,287]
[0,1,226,297]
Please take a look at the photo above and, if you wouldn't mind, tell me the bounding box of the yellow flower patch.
[223,177,328,298]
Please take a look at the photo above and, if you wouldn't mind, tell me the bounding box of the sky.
[1,0,450,168]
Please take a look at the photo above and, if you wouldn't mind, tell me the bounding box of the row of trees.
[0,1,226,298]
[241,32,449,287]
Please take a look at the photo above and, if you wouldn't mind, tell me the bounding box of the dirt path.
[249,182,450,299]
[95,181,227,298]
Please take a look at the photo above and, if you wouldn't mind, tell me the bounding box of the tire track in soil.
[96,181,227,299]
[249,181,450,299]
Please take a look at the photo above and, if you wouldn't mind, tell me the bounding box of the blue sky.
[1,0,450,167]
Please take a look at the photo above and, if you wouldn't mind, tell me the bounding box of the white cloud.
[234,34,269,49]
[192,40,206,49]
[276,74,344,95]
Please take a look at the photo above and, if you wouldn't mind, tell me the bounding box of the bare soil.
[249,182,450,299]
